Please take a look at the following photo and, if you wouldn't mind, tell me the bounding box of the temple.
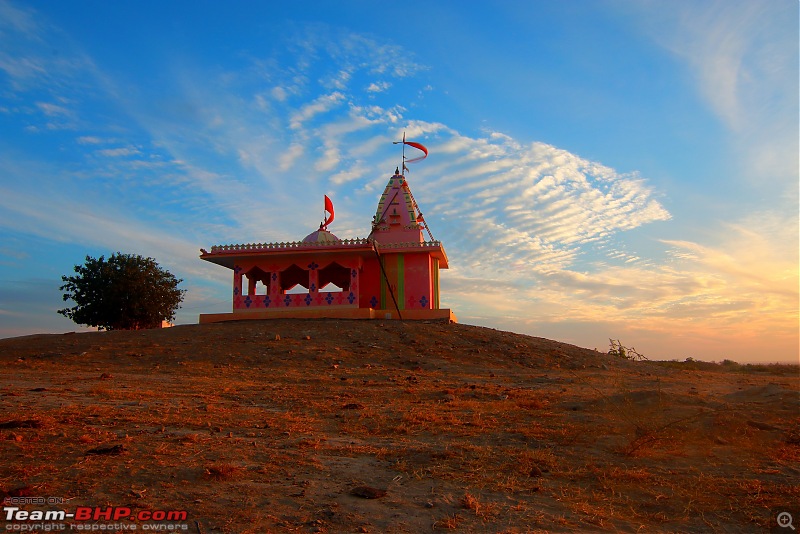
[198,166,455,323]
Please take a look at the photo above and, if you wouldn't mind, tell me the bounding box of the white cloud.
[279,143,305,171]
[367,81,391,93]
[96,147,140,157]
[637,0,798,188]
[289,91,345,129]
[330,164,369,185]
[324,69,352,90]
[271,86,288,102]
[35,101,71,117]
[411,131,670,278]
[77,136,104,144]
[0,0,37,35]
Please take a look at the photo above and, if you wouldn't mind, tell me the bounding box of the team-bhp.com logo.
[3,501,189,531]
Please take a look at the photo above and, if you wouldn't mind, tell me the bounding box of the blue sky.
[0,0,797,363]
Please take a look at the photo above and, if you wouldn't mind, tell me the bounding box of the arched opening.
[319,262,350,292]
[280,264,308,293]
[245,266,270,295]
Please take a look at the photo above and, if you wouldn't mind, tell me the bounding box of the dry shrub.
[461,492,480,513]
[179,433,201,444]
[205,462,240,480]
[433,513,463,530]
[515,398,549,410]
[509,447,556,476]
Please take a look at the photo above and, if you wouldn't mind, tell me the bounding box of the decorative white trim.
[204,238,444,255]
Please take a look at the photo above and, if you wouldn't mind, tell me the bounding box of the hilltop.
[1,320,797,532]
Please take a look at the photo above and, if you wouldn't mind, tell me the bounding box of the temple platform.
[199,308,457,324]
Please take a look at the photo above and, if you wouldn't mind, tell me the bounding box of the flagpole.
[401,131,406,174]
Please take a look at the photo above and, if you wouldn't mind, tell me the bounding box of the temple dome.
[302,229,339,243]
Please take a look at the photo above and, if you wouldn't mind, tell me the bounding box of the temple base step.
[199,308,456,324]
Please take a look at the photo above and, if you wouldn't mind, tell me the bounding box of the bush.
[608,339,647,361]
[58,253,186,331]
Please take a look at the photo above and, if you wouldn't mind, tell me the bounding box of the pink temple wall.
[230,250,440,313]
[358,252,438,311]
[232,256,361,311]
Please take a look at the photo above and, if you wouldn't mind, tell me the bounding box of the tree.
[58,253,186,331]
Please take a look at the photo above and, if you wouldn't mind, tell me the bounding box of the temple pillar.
[247,275,257,296]
[309,265,319,295]
[233,266,243,296]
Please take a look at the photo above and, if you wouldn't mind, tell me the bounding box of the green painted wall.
[397,254,405,310]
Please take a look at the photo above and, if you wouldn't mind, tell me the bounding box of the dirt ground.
[1,319,798,533]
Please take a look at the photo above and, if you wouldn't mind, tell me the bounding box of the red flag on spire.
[323,195,334,229]
[394,132,428,172]
[403,141,428,163]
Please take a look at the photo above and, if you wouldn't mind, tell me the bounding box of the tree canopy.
[58,253,186,331]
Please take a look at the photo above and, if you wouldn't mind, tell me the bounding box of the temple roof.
[199,237,448,269]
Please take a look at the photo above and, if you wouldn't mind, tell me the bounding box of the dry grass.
[205,463,241,480]
[0,319,797,532]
